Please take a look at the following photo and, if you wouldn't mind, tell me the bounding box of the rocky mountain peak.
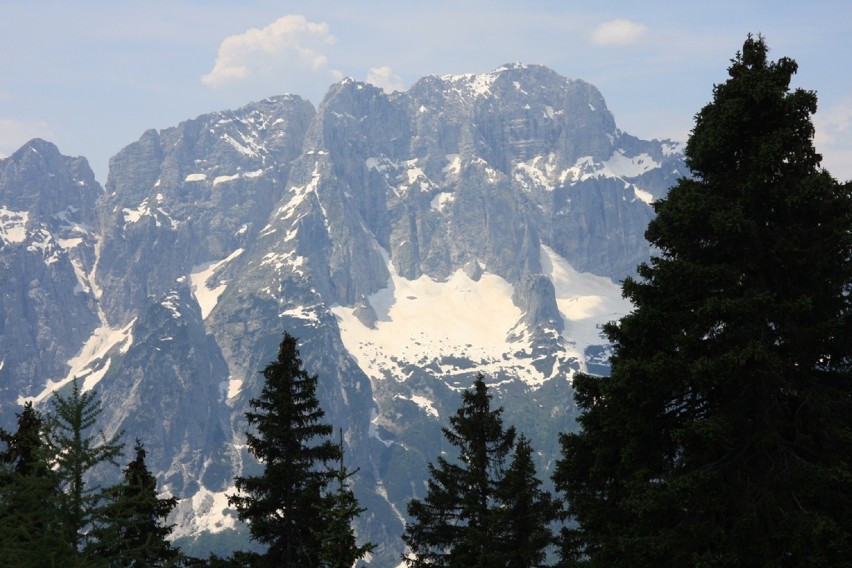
[0,138,101,223]
[0,65,689,566]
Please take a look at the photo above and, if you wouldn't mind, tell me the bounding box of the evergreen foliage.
[0,402,48,476]
[228,332,343,567]
[495,435,559,567]
[553,35,852,566]
[315,429,376,568]
[403,374,555,567]
[87,439,181,566]
[0,402,75,566]
[46,378,125,553]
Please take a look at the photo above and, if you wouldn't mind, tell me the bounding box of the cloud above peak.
[202,15,339,91]
[590,19,648,47]
[367,66,405,94]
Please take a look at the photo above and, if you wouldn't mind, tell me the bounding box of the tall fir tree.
[404,374,552,567]
[86,439,181,566]
[315,429,375,568]
[229,332,341,567]
[46,378,125,554]
[0,402,47,476]
[494,435,558,568]
[0,402,76,566]
[553,35,852,566]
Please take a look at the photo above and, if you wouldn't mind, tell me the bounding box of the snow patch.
[661,141,683,156]
[404,394,439,418]
[602,151,660,178]
[552,150,663,186]
[633,187,654,205]
[122,199,177,229]
[513,154,559,191]
[559,156,599,184]
[405,166,426,186]
[443,72,498,98]
[332,253,545,385]
[67,256,90,294]
[540,245,632,353]
[226,377,243,400]
[369,408,394,447]
[430,192,455,212]
[172,485,239,537]
[276,163,322,222]
[212,174,240,186]
[18,318,136,405]
[57,237,84,249]
[279,305,321,324]
[260,251,307,276]
[160,292,183,319]
[184,173,207,182]
[189,248,244,319]
[333,247,632,388]
[122,201,150,224]
[0,207,29,244]
[222,133,259,157]
[443,154,461,176]
[26,229,62,264]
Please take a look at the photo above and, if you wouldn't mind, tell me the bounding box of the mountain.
[0,63,687,565]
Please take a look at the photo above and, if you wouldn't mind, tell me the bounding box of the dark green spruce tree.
[404,374,555,567]
[47,379,125,555]
[0,402,75,566]
[86,439,181,566]
[314,429,375,568]
[495,435,558,567]
[553,35,852,567]
[229,332,343,567]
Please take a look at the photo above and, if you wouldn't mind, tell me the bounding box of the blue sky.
[2,1,850,183]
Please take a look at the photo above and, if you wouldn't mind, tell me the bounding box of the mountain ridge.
[0,63,688,565]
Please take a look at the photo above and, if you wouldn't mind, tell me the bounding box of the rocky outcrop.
[0,140,101,402]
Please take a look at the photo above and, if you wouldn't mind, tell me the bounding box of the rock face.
[0,64,688,565]
[0,139,101,400]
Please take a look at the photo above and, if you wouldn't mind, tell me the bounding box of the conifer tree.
[553,35,852,566]
[0,402,47,476]
[46,378,125,554]
[495,435,557,567]
[315,429,375,568]
[0,402,75,566]
[86,439,181,566]
[229,332,341,567]
[403,374,521,567]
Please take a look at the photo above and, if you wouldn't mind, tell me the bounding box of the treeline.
[0,380,179,566]
[226,333,562,567]
[0,332,373,568]
[0,334,555,567]
[3,33,852,568]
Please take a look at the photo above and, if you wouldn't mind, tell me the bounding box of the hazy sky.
[2,1,850,183]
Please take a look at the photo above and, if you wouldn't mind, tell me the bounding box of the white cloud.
[814,95,852,181]
[815,96,852,145]
[201,15,339,88]
[366,66,405,94]
[0,118,53,158]
[590,19,648,47]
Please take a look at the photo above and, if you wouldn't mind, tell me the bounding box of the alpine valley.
[0,64,687,566]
